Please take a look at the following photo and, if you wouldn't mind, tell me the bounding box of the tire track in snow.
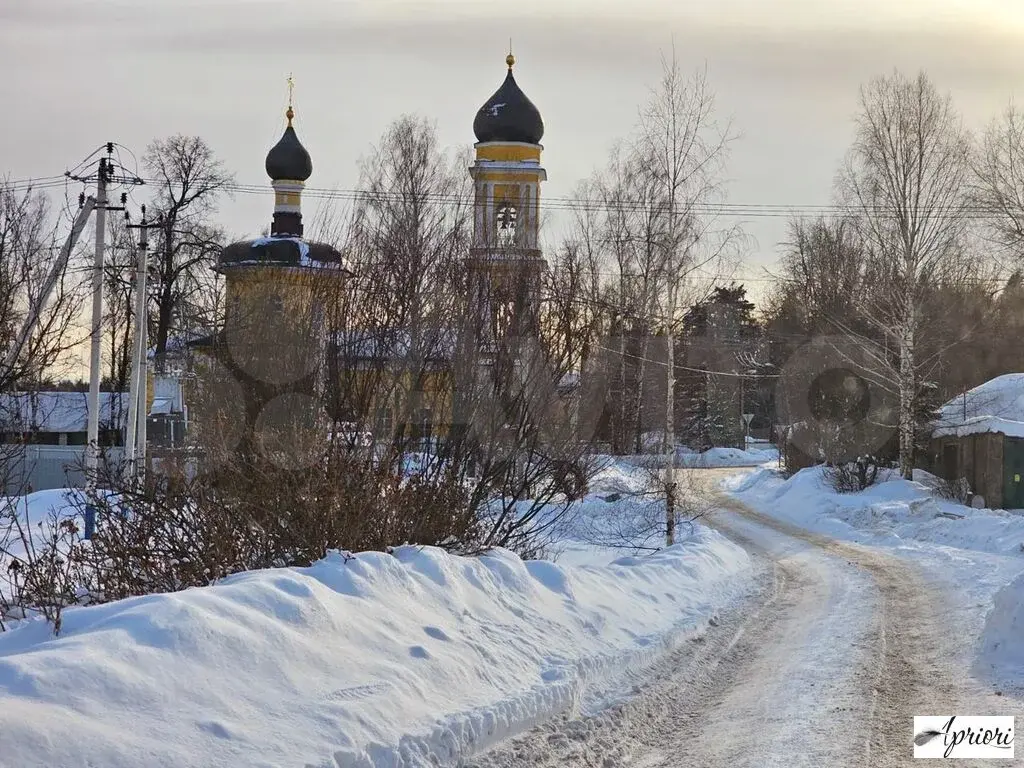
[464,555,790,768]
[467,517,878,766]
[470,487,1020,767]
[708,493,1017,768]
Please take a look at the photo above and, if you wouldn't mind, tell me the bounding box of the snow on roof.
[933,373,1024,438]
[0,392,129,433]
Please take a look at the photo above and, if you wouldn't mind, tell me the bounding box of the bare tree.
[770,216,871,335]
[838,70,972,478]
[635,53,740,543]
[329,115,472,446]
[594,144,670,453]
[974,102,1024,261]
[143,135,232,370]
[542,181,606,396]
[0,182,87,393]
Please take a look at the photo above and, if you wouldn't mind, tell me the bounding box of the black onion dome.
[473,67,544,145]
[265,124,313,181]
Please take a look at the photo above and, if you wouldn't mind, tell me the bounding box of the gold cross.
[286,73,295,126]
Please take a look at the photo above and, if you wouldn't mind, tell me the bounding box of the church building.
[189,52,553,456]
[467,51,548,355]
[191,98,351,460]
[340,52,553,445]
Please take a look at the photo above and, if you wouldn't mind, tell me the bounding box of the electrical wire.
[5,173,1019,219]
[589,343,780,378]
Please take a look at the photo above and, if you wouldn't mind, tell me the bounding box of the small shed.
[931,373,1024,510]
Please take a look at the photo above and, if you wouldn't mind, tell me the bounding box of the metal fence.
[1,446,124,495]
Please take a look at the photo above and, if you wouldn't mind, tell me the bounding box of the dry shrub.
[69,448,481,603]
[826,455,880,493]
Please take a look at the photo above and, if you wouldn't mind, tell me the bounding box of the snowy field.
[726,465,1024,696]
[0,467,753,768]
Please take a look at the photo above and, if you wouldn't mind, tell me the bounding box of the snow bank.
[679,446,778,468]
[728,466,1024,558]
[0,530,750,767]
[976,571,1024,693]
[608,447,778,470]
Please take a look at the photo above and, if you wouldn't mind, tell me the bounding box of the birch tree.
[839,70,971,478]
[636,53,739,542]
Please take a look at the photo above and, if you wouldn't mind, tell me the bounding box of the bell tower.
[468,52,547,352]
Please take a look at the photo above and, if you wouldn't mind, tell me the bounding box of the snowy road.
[470,489,1021,767]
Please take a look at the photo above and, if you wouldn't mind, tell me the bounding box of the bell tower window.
[496,203,517,247]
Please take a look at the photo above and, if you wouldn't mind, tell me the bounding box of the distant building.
[930,373,1024,510]
[0,391,128,493]
[337,53,552,442]
[186,98,350,459]
[0,391,127,446]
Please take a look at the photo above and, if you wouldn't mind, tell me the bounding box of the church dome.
[265,108,313,181]
[473,54,544,145]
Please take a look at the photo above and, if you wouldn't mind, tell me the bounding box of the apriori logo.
[913,716,1014,759]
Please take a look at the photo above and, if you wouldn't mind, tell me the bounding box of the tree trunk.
[898,306,916,480]
[616,314,628,454]
[633,330,650,454]
[664,286,677,547]
[155,277,174,374]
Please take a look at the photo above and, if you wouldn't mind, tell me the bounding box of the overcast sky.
[2,0,1022,298]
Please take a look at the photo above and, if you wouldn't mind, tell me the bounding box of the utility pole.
[124,207,161,482]
[69,143,145,537]
[84,155,109,504]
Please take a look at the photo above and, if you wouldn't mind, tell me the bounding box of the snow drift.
[0,529,750,768]
[728,466,1024,558]
[976,571,1024,694]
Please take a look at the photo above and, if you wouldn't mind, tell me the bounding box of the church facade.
[190,53,553,453]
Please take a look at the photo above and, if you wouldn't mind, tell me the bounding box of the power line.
[590,343,779,378]
[5,173,1019,220]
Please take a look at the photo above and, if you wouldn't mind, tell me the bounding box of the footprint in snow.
[423,626,450,641]
[409,645,431,659]
[196,720,235,740]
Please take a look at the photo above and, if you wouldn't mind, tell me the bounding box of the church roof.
[265,116,312,181]
[219,236,347,271]
[473,55,544,145]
